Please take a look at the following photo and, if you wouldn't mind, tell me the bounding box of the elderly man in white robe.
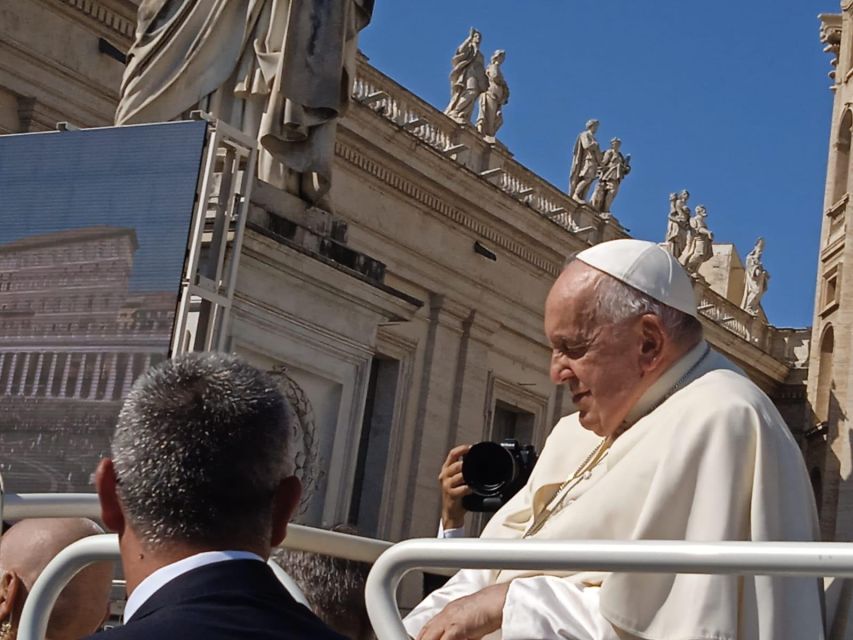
[405,239,824,640]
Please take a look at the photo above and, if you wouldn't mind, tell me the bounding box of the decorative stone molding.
[820,13,843,83]
[54,0,136,43]
[335,139,562,277]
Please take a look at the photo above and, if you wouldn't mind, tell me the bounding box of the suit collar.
[124,551,264,624]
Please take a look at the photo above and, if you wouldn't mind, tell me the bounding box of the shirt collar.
[622,340,710,428]
[123,550,264,623]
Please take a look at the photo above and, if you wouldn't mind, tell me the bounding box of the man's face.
[544,262,647,437]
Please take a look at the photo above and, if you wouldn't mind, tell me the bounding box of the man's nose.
[550,355,576,385]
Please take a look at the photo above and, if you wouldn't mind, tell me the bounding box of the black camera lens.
[462,441,516,496]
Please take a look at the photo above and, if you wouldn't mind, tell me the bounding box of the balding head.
[0,518,112,639]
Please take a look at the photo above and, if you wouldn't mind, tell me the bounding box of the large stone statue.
[664,190,691,258]
[116,0,373,205]
[681,204,714,274]
[445,28,488,124]
[476,50,509,142]
[742,237,770,315]
[568,119,602,203]
[590,137,631,214]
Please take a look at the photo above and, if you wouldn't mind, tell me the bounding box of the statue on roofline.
[117,0,374,207]
[742,237,770,315]
[664,190,691,259]
[681,204,714,274]
[568,119,602,203]
[590,137,630,215]
[476,49,509,142]
[444,28,488,125]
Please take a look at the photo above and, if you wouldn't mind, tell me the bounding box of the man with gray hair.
[87,352,344,640]
[410,239,823,640]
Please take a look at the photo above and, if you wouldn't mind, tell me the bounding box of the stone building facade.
[810,7,853,548]
[0,1,812,542]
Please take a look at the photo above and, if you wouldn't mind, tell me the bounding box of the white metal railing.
[1,493,392,564]
[5,491,394,639]
[364,538,849,640]
[16,535,311,640]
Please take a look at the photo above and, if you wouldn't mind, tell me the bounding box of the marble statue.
[116,0,373,205]
[476,50,509,142]
[664,190,691,258]
[590,137,631,214]
[742,237,770,315]
[568,119,602,202]
[681,204,714,274]
[445,28,488,124]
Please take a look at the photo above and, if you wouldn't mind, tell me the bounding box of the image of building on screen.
[0,226,176,492]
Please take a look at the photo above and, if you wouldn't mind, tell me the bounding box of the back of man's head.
[110,352,293,551]
[0,518,112,640]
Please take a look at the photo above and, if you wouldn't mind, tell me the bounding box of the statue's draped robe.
[682,214,713,269]
[405,344,824,640]
[476,62,508,138]
[742,254,769,313]
[117,0,373,203]
[445,40,486,119]
[568,130,600,197]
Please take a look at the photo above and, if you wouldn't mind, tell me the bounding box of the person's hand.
[439,444,472,530]
[416,582,509,640]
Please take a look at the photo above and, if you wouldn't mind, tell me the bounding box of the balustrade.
[352,59,788,360]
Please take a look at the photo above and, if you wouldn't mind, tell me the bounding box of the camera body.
[461,438,538,512]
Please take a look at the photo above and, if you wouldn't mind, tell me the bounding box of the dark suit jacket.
[87,559,348,639]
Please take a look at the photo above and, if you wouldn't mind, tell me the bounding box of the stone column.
[31,352,45,397]
[59,354,71,398]
[88,352,102,399]
[103,353,117,400]
[121,354,136,397]
[16,352,31,395]
[0,353,6,392]
[73,353,87,399]
[46,352,58,397]
[393,296,494,540]
[5,353,17,394]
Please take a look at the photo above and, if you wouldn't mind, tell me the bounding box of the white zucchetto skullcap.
[575,239,698,317]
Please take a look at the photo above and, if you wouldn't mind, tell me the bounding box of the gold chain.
[523,437,611,538]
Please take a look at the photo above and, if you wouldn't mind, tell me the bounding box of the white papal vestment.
[404,342,824,640]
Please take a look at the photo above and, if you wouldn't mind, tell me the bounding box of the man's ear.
[270,476,302,547]
[0,570,23,626]
[638,314,666,372]
[95,458,126,535]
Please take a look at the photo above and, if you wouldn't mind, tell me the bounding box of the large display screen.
[0,120,207,493]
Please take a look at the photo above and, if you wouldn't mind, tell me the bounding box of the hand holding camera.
[439,444,472,530]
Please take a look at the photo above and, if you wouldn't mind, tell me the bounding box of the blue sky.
[361,1,837,328]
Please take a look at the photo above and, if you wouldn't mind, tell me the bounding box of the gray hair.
[111,352,291,549]
[593,273,703,345]
[271,524,371,639]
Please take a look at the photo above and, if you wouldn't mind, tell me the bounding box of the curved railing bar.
[18,534,118,640]
[3,493,393,563]
[365,538,853,640]
[17,534,313,640]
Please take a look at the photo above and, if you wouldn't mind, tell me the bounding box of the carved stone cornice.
[334,140,562,278]
[50,0,137,45]
[820,13,843,83]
